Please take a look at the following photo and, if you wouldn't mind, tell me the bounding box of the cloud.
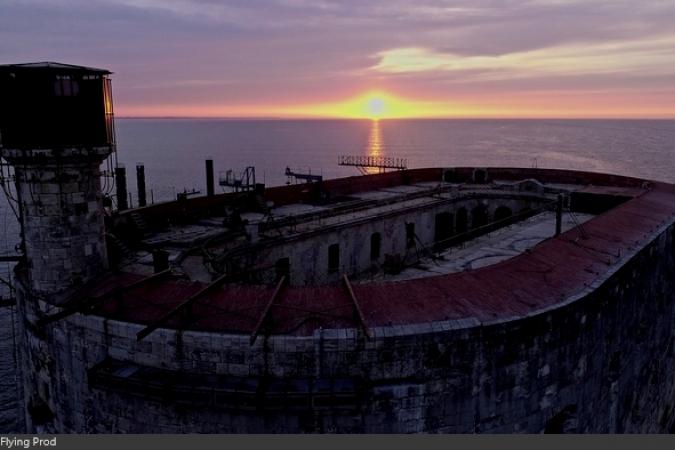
[2,0,675,116]
[372,33,675,81]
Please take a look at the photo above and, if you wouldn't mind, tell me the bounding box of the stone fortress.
[1,63,674,433]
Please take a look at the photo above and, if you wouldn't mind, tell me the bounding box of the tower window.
[370,232,381,260]
[328,244,340,273]
[275,257,290,283]
[406,223,415,248]
[456,208,468,234]
[434,212,453,244]
[54,75,79,97]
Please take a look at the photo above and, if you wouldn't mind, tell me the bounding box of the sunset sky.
[3,0,675,118]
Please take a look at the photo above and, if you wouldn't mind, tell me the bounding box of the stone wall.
[15,218,675,433]
[236,192,550,286]
[1,147,111,294]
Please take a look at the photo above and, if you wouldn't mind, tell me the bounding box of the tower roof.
[0,61,111,75]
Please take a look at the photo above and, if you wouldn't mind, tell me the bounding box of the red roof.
[91,169,675,336]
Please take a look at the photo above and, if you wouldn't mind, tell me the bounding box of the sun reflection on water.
[365,119,384,173]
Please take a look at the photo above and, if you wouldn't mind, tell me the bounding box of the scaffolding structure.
[338,155,407,175]
[219,166,256,192]
[285,167,323,184]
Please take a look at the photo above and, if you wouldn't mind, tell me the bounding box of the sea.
[1,118,674,431]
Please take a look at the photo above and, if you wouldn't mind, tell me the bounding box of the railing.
[338,155,407,170]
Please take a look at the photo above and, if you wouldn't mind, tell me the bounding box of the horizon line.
[116,115,675,121]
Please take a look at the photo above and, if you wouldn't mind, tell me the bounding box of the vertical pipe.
[115,165,128,211]
[205,159,215,197]
[136,163,147,207]
[555,194,563,236]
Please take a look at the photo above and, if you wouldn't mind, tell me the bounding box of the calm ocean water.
[113,119,675,203]
[1,118,674,431]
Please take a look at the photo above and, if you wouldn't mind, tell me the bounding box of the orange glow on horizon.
[277,90,462,119]
[116,89,675,119]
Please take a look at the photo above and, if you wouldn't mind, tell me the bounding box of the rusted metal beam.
[249,276,286,346]
[555,193,564,236]
[341,274,371,339]
[39,269,172,327]
[137,270,232,341]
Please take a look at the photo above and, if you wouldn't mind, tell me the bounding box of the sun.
[366,97,386,118]
[276,89,466,119]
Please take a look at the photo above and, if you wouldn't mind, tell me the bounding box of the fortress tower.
[0,63,115,430]
[0,62,115,296]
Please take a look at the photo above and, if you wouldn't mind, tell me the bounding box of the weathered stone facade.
[1,147,111,294]
[14,217,675,433]
[240,192,549,286]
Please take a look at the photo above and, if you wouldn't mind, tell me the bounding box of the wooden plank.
[342,274,371,339]
[137,270,233,341]
[249,276,286,346]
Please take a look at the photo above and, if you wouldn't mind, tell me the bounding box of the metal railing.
[338,155,407,171]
